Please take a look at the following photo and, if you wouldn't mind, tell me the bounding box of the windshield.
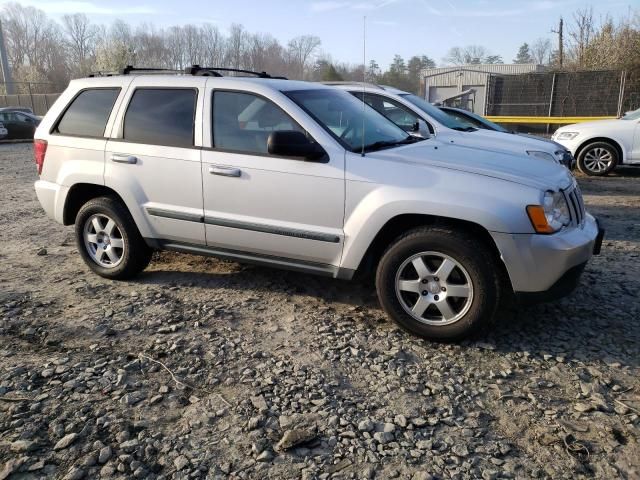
[399,93,474,130]
[621,108,640,120]
[285,89,413,152]
[448,108,510,133]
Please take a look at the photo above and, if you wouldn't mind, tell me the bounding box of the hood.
[445,128,562,155]
[516,133,566,150]
[370,139,573,191]
[556,119,620,131]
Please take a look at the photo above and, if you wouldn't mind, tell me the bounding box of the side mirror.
[267,131,326,161]
[413,119,430,139]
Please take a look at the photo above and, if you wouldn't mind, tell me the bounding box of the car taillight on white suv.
[34,139,47,175]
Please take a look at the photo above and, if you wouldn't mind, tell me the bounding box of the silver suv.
[33,66,604,340]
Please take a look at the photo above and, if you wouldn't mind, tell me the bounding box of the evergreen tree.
[513,43,533,63]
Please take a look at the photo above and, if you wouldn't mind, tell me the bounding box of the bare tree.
[568,7,594,68]
[531,38,552,65]
[226,23,247,70]
[201,24,224,67]
[443,45,496,65]
[287,35,321,79]
[62,13,97,74]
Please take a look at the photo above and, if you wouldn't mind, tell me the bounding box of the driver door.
[200,87,345,268]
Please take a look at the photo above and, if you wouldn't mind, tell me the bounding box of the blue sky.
[9,0,640,67]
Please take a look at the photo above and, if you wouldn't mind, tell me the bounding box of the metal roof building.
[422,63,546,114]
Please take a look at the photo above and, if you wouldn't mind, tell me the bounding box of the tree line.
[1,2,638,96]
[0,3,436,95]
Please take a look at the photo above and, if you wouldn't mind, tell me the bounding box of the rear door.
[200,85,345,267]
[105,77,206,245]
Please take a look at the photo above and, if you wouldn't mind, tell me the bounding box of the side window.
[124,88,196,148]
[56,88,120,137]
[364,93,420,132]
[213,91,304,155]
[17,114,33,124]
[445,111,483,129]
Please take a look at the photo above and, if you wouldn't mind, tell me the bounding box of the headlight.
[555,131,579,140]
[527,150,556,163]
[526,190,571,234]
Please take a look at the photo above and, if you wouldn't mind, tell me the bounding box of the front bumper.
[491,213,603,297]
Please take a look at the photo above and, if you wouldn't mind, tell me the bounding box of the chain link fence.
[486,70,627,117]
[0,82,63,116]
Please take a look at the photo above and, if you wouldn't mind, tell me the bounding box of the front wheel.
[376,227,501,341]
[75,196,152,280]
[577,141,618,176]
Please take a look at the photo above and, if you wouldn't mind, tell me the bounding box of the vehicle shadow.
[574,166,640,179]
[136,257,639,368]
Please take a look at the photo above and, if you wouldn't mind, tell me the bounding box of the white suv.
[328,83,574,169]
[34,67,604,340]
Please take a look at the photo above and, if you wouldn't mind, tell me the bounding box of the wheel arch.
[575,137,624,164]
[354,213,513,291]
[63,183,128,225]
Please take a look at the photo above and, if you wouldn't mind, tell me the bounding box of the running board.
[147,239,354,280]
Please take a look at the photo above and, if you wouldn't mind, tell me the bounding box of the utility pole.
[551,17,564,68]
[0,20,14,95]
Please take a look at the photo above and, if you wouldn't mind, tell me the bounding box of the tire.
[577,141,618,176]
[375,226,501,341]
[75,196,152,280]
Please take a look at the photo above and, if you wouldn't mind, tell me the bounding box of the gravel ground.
[0,142,638,480]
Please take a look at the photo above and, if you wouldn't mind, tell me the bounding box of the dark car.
[0,109,40,140]
[439,106,575,169]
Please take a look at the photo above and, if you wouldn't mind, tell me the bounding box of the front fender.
[340,177,539,271]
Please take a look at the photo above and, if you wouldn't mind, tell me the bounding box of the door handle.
[209,165,241,177]
[111,154,138,164]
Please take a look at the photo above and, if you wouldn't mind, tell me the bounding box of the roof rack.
[121,66,182,75]
[87,65,288,80]
[185,65,287,79]
[321,81,383,89]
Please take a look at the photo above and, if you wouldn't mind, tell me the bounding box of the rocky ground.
[0,141,638,480]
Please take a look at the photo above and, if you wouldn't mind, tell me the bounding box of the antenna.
[361,16,366,157]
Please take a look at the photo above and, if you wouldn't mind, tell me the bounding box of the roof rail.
[321,81,383,89]
[87,70,120,78]
[121,65,182,75]
[185,65,287,79]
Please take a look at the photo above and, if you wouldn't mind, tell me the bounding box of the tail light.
[34,139,47,175]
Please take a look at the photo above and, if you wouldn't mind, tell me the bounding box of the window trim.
[50,87,122,139]
[122,86,199,149]
[207,88,325,161]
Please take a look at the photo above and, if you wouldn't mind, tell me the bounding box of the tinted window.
[124,89,196,147]
[56,89,120,137]
[354,93,424,133]
[399,93,472,130]
[213,91,303,155]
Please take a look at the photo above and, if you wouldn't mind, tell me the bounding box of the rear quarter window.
[55,88,120,137]
[123,88,196,148]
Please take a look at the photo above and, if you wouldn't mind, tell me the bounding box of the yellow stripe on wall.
[485,116,616,124]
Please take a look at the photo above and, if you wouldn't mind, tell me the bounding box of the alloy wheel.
[583,147,613,174]
[394,251,474,326]
[83,214,125,268]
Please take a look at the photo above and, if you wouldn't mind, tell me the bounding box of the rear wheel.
[577,141,618,176]
[376,227,501,341]
[75,196,152,279]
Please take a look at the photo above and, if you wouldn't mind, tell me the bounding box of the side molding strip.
[204,216,341,243]
[146,207,204,223]
[145,208,341,244]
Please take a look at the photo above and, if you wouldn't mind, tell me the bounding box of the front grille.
[563,184,585,226]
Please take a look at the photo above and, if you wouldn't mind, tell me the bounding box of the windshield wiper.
[451,126,478,132]
[356,135,423,153]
